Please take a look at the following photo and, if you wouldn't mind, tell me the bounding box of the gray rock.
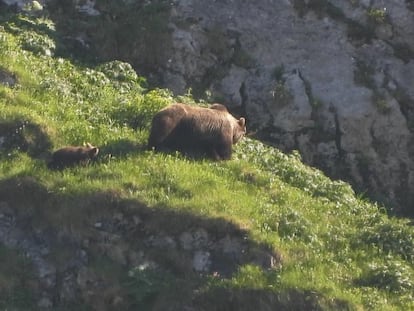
[146,234,177,249]
[157,0,414,214]
[179,228,209,250]
[37,296,53,308]
[217,235,243,257]
[76,0,100,16]
[192,250,211,272]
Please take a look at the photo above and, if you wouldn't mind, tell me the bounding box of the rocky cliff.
[5,0,414,215]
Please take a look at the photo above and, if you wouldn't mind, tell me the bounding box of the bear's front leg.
[209,148,222,161]
[213,141,232,161]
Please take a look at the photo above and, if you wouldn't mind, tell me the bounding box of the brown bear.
[48,143,99,169]
[148,103,246,160]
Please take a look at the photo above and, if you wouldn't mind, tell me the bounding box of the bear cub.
[48,143,99,169]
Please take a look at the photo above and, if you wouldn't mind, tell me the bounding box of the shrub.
[20,30,55,56]
[367,8,388,24]
[277,210,315,242]
[109,88,172,130]
[270,82,293,106]
[125,265,174,308]
[356,222,414,261]
[357,259,414,293]
[97,60,146,93]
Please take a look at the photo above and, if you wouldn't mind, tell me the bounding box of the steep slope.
[0,10,414,311]
[37,0,414,216]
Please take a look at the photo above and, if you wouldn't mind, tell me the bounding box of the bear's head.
[233,117,246,144]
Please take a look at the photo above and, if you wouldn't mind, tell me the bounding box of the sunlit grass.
[0,11,413,310]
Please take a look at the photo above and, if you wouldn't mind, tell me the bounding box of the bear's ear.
[86,142,93,148]
[238,117,246,128]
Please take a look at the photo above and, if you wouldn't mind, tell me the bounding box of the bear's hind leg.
[211,141,232,161]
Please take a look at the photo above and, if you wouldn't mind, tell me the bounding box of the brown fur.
[48,143,99,169]
[209,103,229,112]
[148,103,246,160]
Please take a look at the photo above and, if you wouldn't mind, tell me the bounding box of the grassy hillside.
[0,10,414,311]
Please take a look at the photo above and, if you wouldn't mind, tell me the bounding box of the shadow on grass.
[0,175,352,310]
[0,67,18,86]
[98,139,223,163]
[0,119,52,158]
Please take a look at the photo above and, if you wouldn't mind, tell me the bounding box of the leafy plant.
[277,210,315,242]
[358,259,414,293]
[97,60,146,91]
[367,8,388,24]
[125,265,174,308]
[270,81,293,106]
[372,92,391,114]
[356,222,414,261]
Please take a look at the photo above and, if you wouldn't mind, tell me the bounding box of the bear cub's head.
[84,142,99,158]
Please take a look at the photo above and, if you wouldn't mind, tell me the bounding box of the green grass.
[0,11,414,311]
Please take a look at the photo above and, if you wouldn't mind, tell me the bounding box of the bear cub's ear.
[238,117,246,128]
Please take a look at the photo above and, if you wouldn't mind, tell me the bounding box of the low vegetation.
[0,9,413,311]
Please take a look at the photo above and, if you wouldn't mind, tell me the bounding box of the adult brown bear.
[148,103,246,160]
[48,143,99,169]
